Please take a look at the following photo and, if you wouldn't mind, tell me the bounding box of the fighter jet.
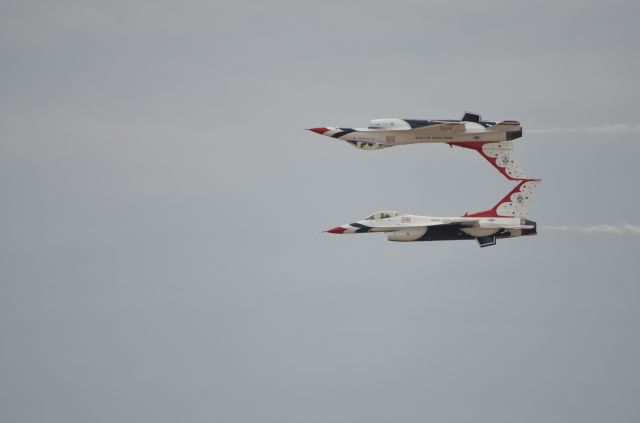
[308,112,525,180]
[325,179,541,247]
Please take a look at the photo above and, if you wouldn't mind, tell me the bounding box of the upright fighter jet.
[325,179,541,247]
[308,112,525,180]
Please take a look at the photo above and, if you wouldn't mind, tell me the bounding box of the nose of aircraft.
[307,127,329,135]
[325,226,347,234]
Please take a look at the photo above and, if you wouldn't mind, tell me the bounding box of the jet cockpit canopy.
[364,211,403,221]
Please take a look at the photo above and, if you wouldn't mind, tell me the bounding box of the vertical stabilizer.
[466,179,541,218]
[448,141,526,180]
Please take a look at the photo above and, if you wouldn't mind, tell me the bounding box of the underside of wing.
[386,221,477,242]
[448,140,526,180]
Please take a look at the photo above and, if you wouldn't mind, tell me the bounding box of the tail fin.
[449,140,526,180]
[465,179,541,218]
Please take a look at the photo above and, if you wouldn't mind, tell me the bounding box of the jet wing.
[399,219,531,231]
[385,220,479,243]
[389,219,472,230]
[409,122,466,134]
[449,140,526,180]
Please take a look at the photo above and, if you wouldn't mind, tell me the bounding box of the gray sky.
[1,0,639,422]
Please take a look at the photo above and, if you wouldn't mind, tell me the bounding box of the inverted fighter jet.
[325,179,541,247]
[308,112,525,180]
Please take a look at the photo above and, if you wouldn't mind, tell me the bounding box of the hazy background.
[1,0,639,422]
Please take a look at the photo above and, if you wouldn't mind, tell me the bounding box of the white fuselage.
[335,122,493,146]
[327,212,537,244]
[341,215,527,233]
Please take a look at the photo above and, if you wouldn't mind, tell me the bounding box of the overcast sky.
[1,1,639,422]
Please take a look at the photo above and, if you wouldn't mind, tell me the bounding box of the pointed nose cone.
[308,127,329,135]
[325,226,347,234]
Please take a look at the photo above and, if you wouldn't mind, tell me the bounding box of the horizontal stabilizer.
[489,121,522,140]
[490,120,521,130]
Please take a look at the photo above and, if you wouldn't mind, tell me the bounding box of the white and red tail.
[449,141,526,180]
[465,179,542,218]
